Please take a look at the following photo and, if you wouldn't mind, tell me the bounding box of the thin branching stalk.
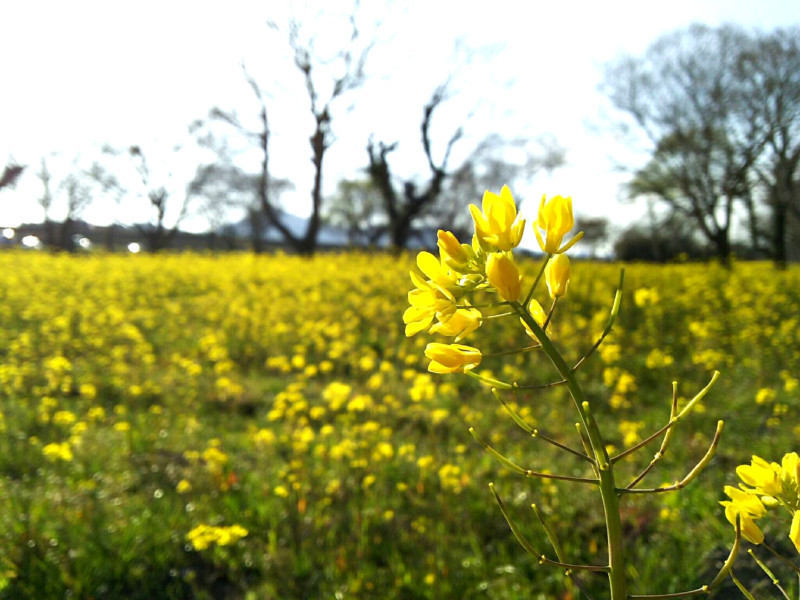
[469,428,598,484]
[627,382,679,489]
[620,421,724,495]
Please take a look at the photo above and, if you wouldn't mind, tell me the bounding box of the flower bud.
[535,194,581,254]
[437,230,471,272]
[520,299,547,340]
[424,343,482,374]
[545,254,571,299]
[486,252,522,302]
[469,185,525,252]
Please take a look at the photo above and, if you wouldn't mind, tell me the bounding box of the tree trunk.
[773,198,787,270]
[715,230,731,268]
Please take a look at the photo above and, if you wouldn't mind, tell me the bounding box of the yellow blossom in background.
[755,388,777,405]
[486,253,522,302]
[469,185,525,252]
[186,524,248,551]
[545,254,571,299]
[534,194,581,254]
[424,343,482,374]
[52,410,77,426]
[42,442,73,462]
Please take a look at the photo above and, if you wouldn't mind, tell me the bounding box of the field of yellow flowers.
[0,250,797,599]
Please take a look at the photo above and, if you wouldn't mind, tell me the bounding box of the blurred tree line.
[604,24,800,267]
[2,19,798,264]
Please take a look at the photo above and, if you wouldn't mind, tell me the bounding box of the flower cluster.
[403,185,580,375]
[721,452,800,552]
[186,524,249,551]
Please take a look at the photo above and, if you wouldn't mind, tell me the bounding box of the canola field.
[0,251,798,599]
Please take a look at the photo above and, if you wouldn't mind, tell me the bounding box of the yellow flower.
[404,269,457,337]
[424,343,482,374]
[720,485,765,544]
[534,194,582,254]
[437,230,471,272]
[736,455,783,497]
[42,442,73,462]
[545,254,571,299]
[520,299,547,339]
[486,252,522,302]
[469,185,525,251]
[429,307,482,341]
[780,452,799,489]
[790,510,800,554]
[415,250,455,289]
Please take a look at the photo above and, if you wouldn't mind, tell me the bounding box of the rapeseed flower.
[486,253,522,302]
[520,299,547,339]
[545,254,571,299]
[429,307,482,341]
[437,230,471,272]
[404,269,457,337]
[424,343,482,374]
[469,186,525,252]
[736,455,783,497]
[791,511,800,553]
[534,194,582,254]
[720,485,765,544]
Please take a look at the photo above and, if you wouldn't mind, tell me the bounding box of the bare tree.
[128,145,194,251]
[575,216,610,259]
[602,24,761,266]
[36,158,56,247]
[94,145,196,252]
[737,27,800,267]
[58,171,92,251]
[189,161,294,251]
[34,157,95,251]
[323,178,383,246]
[0,162,24,191]
[434,134,566,241]
[367,85,462,251]
[368,86,565,250]
[208,7,374,255]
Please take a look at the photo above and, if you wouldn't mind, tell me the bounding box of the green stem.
[523,254,551,307]
[514,302,627,600]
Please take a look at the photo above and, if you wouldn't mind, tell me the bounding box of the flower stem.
[515,302,627,600]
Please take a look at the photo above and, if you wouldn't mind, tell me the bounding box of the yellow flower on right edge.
[726,452,800,553]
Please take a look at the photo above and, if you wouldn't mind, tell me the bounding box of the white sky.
[0,0,797,240]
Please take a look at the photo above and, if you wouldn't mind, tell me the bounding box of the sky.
[0,0,798,243]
